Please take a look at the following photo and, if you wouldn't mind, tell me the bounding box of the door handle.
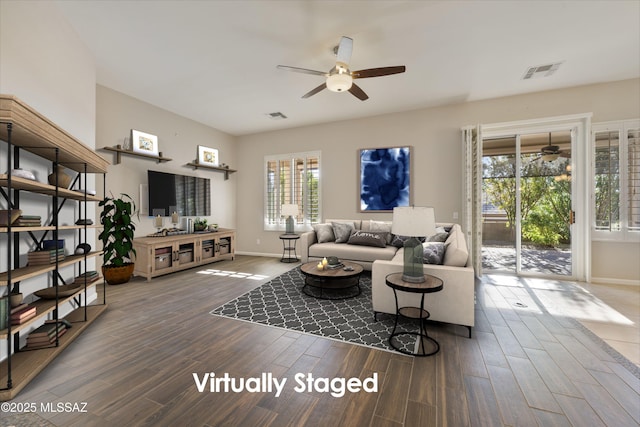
[570,210,575,225]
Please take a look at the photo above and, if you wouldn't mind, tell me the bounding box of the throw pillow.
[347,230,387,248]
[427,232,449,243]
[423,242,445,264]
[368,220,392,244]
[313,223,335,243]
[390,234,426,248]
[332,222,354,243]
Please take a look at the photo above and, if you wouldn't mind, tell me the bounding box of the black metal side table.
[385,272,444,356]
[279,234,300,263]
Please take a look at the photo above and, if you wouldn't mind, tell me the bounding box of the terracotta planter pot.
[102,263,135,285]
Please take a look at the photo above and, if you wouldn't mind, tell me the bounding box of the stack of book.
[13,215,42,227]
[26,321,68,349]
[73,270,100,285]
[10,304,37,325]
[27,248,65,265]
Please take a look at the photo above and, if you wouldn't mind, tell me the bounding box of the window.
[264,151,320,231]
[593,120,640,239]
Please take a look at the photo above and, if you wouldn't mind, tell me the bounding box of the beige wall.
[236,79,640,284]
[96,86,237,237]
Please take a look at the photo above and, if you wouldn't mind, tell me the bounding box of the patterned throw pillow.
[332,222,355,243]
[427,232,449,242]
[390,234,426,248]
[313,223,335,243]
[423,242,445,264]
[368,220,392,244]
[347,230,387,248]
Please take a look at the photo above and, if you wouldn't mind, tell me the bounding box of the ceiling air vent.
[266,112,287,120]
[522,62,562,80]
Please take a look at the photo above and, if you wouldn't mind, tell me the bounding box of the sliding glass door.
[482,130,574,277]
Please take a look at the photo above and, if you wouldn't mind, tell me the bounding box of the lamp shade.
[391,207,436,237]
[281,204,298,217]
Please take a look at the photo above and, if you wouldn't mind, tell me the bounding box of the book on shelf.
[27,248,65,265]
[71,270,100,285]
[28,321,64,338]
[10,303,29,314]
[13,215,42,227]
[11,306,37,324]
[26,328,67,348]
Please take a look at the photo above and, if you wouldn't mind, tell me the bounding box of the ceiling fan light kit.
[278,36,406,101]
[326,73,353,92]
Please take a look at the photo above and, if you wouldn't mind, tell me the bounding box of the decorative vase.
[102,263,135,285]
[48,165,72,188]
[9,292,23,308]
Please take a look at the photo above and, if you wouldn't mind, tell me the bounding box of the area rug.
[210,268,420,354]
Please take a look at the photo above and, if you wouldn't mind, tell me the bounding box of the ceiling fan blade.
[277,65,327,76]
[348,83,369,101]
[352,66,406,79]
[302,83,327,99]
[336,36,353,65]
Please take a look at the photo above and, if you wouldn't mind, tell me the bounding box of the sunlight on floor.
[196,269,269,281]
[484,274,635,326]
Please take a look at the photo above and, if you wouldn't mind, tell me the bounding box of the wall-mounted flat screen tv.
[147,170,210,217]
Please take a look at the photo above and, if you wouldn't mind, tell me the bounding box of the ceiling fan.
[537,133,570,162]
[277,36,406,101]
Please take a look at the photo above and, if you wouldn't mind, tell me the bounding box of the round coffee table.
[300,261,364,299]
[385,272,444,356]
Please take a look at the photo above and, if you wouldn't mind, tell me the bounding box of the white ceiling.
[55,0,640,136]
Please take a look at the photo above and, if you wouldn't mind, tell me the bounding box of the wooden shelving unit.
[0,304,107,400]
[101,145,172,164]
[185,162,236,180]
[0,94,109,400]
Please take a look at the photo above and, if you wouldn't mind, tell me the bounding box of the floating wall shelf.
[185,162,236,180]
[101,145,172,164]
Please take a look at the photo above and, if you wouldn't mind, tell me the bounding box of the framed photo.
[131,130,159,156]
[197,145,219,166]
[359,146,411,212]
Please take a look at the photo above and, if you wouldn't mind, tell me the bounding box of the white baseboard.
[235,251,281,258]
[591,276,640,286]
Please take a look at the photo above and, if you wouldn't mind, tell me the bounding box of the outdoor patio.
[483,245,572,276]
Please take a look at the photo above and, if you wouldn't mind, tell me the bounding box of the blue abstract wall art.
[359,146,411,212]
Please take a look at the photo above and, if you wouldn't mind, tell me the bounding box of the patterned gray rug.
[210,267,420,354]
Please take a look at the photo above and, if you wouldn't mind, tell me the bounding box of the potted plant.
[99,193,138,285]
[194,217,207,232]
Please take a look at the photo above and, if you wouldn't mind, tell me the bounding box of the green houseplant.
[193,217,207,231]
[99,193,138,285]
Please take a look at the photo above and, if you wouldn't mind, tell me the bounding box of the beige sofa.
[299,219,398,270]
[372,224,475,338]
[300,220,475,337]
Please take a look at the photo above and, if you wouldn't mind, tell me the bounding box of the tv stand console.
[133,229,235,281]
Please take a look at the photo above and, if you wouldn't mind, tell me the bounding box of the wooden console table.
[133,229,235,281]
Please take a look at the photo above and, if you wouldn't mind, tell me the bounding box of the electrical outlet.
[256,238,261,245]
[453,211,459,219]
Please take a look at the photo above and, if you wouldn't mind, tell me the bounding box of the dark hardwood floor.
[3,256,639,426]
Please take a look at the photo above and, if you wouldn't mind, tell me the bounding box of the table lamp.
[281,204,298,234]
[391,206,436,283]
